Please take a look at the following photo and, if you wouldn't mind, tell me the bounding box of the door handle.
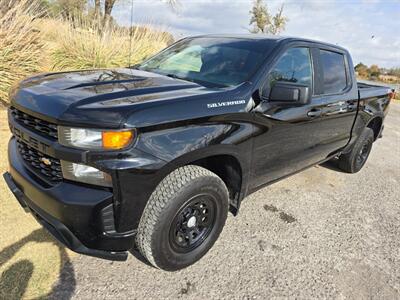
[307,109,322,118]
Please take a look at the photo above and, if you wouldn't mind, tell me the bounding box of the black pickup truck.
[4,35,393,271]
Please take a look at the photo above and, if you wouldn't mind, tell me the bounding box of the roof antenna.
[128,0,134,68]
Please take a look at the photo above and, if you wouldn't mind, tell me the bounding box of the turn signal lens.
[59,127,135,150]
[102,131,133,149]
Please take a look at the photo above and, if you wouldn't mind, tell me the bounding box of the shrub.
[0,0,45,106]
[41,18,171,71]
[0,2,173,106]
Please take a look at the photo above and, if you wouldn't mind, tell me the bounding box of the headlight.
[61,161,112,187]
[58,126,134,150]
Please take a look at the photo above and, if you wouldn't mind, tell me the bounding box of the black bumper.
[4,138,135,261]
[4,172,127,261]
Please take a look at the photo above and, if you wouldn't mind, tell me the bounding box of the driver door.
[250,46,324,190]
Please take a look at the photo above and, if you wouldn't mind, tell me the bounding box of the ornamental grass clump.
[0,0,45,106]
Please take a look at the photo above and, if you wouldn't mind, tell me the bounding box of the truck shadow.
[129,246,154,268]
[320,159,347,173]
[0,228,76,300]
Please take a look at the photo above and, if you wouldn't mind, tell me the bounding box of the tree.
[249,0,269,34]
[388,67,400,77]
[50,0,87,19]
[270,5,287,35]
[249,0,288,35]
[355,62,368,78]
[369,64,381,77]
[104,0,116,24]
[103,0,179,25]
[94,0,100,18]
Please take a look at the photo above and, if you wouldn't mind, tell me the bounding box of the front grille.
[11,107,58,139]
[17,140,63,183]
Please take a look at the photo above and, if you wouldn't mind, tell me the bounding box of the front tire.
[136,165,229,271]
[337,127,374,173]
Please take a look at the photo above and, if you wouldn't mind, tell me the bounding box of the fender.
[136,120,254,163]
[113,123,254,231]
[351,94,389,144]
[135,121,254,199]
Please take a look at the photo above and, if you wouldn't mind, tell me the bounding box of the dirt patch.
[279,212,297,223]
[179,281,195,296]
[257,240,283,252]
[264,204,278,212]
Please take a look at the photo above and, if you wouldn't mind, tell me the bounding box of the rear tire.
[136,165,229,271]
[337,127,374,173]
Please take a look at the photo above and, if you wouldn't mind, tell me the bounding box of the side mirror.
[267,82,311,105]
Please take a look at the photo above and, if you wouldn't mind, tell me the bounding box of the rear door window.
[320,50,347,94]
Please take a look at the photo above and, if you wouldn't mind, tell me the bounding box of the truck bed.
[357,81,391,99]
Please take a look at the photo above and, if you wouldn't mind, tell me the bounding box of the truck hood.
[11,68,250,128]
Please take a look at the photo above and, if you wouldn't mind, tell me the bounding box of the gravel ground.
[50,103,400,299]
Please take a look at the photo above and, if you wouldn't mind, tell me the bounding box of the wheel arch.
[366,116,383,140]
[157,146,248,215]
[191,154,242,214]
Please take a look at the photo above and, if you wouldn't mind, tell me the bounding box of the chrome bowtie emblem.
[40,157,51,166]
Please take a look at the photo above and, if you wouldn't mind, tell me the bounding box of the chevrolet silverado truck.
[4,35,393,271]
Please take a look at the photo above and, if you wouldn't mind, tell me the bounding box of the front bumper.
[3,172,128,261]
[4,138,135,261]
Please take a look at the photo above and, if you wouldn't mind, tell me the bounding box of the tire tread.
[136,165,226,269]
[338,127,374,173]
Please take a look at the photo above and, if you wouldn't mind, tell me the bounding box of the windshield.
[138,37,275,87]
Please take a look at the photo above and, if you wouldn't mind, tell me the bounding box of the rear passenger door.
[311,47,358,155]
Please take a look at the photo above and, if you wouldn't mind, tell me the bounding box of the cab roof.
[192,34,347,52]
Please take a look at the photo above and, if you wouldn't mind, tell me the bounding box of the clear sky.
[113,0,400,68]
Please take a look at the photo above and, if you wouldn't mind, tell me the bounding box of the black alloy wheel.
[136,165,229,271]
[337,127,374,173]
[169,195,216,253]
[355,139,372,169]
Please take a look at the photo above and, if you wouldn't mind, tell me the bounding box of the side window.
[268,47,312,89]
[320,50,347,94]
